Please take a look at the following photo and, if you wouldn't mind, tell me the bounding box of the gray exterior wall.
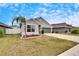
[43,28,51,33]
[52,27,70,33]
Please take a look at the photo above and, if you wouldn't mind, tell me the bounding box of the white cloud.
[67,12,79,27]
[0,3,9,8]
[0,4,20,12]
[48,11,79,27]
[14,4,19,7]
[2,3,78,27]
[13,8,18,12]
[31,7,48,18]
[0,3,7,7]
[31,5,79,27]
[38,7,48,12]
[31,7,66,24]
[42,3,52,7]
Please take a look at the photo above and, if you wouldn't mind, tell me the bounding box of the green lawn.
[62,33,79,36]
[0,35,78,56]
[68,34,79,36]
[70,27,79,36]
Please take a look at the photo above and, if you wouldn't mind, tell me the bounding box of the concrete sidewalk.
[44,33,79,56]
[58,44,79,56]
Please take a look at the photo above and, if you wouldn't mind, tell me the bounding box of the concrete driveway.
[44,33,79,43]
[44,33,79,56]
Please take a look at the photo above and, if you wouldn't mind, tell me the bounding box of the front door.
[38,25,41,34]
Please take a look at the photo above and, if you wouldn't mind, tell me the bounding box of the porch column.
[51,26,52,33]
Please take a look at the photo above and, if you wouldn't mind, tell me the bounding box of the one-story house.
[25,17,52,35]
[5,17,73,35]
[51,23,72,33]
[0,22,12,34]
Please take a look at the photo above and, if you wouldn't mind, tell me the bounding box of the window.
[27,25,35,32]
[27,25,31,32]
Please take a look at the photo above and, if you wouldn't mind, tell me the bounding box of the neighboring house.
[51,23,72,33]
[0,22,11,34]
[5,25,20,34]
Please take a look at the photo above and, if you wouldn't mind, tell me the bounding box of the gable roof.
[0,22,12,28]
[27,17,51,28]
[51,23,72,28]
[34,17,50,25]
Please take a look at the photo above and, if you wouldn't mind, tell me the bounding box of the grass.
[0,35,78,56]
[68,34,79,36]
[61,33,79,36]
[70,27,79,36]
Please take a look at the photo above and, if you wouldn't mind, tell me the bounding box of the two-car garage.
[42,28,51,33]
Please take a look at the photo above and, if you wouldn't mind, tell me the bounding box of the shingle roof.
[0,22,12,28]
[27,17,51,28]
[34,17,50,25]
[51,23,72,28]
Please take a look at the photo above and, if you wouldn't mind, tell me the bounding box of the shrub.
[53,31,58,33]
[71,30,79,34]
[55,31,58,33]
[41,30,44,34]
[0,30,4,38]
[65,31,68,33]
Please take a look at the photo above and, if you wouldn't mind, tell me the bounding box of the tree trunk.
[20,23,22,36]
[20,22,27,39]
[24,22,27,37]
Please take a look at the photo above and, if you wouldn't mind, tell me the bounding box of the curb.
[58,44,79,56]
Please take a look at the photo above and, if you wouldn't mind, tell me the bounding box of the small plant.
[55,31,58,33]
[53,31,58,33]
[41,29,44,34]
[71,30,79,34]
[65,30,67,33]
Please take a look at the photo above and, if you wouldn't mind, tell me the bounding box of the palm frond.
[12,18,16,26]
[12,16,26,26]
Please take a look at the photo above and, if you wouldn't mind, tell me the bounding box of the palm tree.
[12,16,26,39]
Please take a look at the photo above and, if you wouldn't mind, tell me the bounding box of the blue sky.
[0,3,79,27]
